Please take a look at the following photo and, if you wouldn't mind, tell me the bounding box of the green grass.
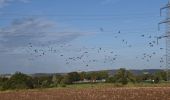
[66,83,109,88]
[1,82,170,93]
[66,82,170,88]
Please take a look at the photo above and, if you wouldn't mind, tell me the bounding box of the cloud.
[0,18,53,47]
[0,0,30,8]
[100,0,120,5]
[18,0,30,3]
[0,17,87,51]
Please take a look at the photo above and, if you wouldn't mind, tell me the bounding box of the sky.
[0,0,168,74]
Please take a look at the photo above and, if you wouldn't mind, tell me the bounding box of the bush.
[106,77,116,83]
[114,68,136,85]
[153,76,160,84]
[61,84,66,87]
[49,83,58,88]
[2,72,34,90]
[114,83,124,87]
[60,75,71,84]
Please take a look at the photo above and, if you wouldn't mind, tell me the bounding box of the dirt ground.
[0,87,170,100]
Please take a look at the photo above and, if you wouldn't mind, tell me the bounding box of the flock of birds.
[26,43,119,67]
[24,28,166,69]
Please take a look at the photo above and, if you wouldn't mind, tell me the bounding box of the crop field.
[0,87,170,100]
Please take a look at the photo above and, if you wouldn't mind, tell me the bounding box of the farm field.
[0,85,170,100]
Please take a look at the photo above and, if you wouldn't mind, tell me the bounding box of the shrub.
[106,77,116,83]
[2,72,34,90]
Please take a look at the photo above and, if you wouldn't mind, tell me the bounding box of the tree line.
[0,68,168,90]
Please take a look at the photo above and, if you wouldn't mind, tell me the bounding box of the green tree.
[96,71,108,80]
[60,75,70,84]
[55,75,64,84]
[2,72,34,90]
[0,77,8,90]
[154,71,167,81]
[106,76,116,83]
[67,72,80,84]
[26,75,53,88]
[79,72,86,81]
[51,74,64,87]
[114,68,136,85]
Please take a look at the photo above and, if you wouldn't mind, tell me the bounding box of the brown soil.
[0,87,170,100]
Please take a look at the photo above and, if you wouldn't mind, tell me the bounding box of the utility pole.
[159,1,170,81]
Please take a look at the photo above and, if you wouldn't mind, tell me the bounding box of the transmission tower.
[159,1,170,81]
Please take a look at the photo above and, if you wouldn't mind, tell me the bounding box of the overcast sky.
[0,0,168,74]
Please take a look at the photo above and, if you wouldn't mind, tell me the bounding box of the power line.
[0,30,159,36]
[0,12,159,16]
[0,12,160,22]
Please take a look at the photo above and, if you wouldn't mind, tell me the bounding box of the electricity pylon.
[159,1,170,81]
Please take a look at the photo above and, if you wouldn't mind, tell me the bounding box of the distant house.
[73,79,106,84]
[73,79,90,84]
[143,72,149,75]
[0,74,12,78]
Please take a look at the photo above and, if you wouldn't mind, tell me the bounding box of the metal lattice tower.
[159,1,170,81]
[166,3,170,81]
